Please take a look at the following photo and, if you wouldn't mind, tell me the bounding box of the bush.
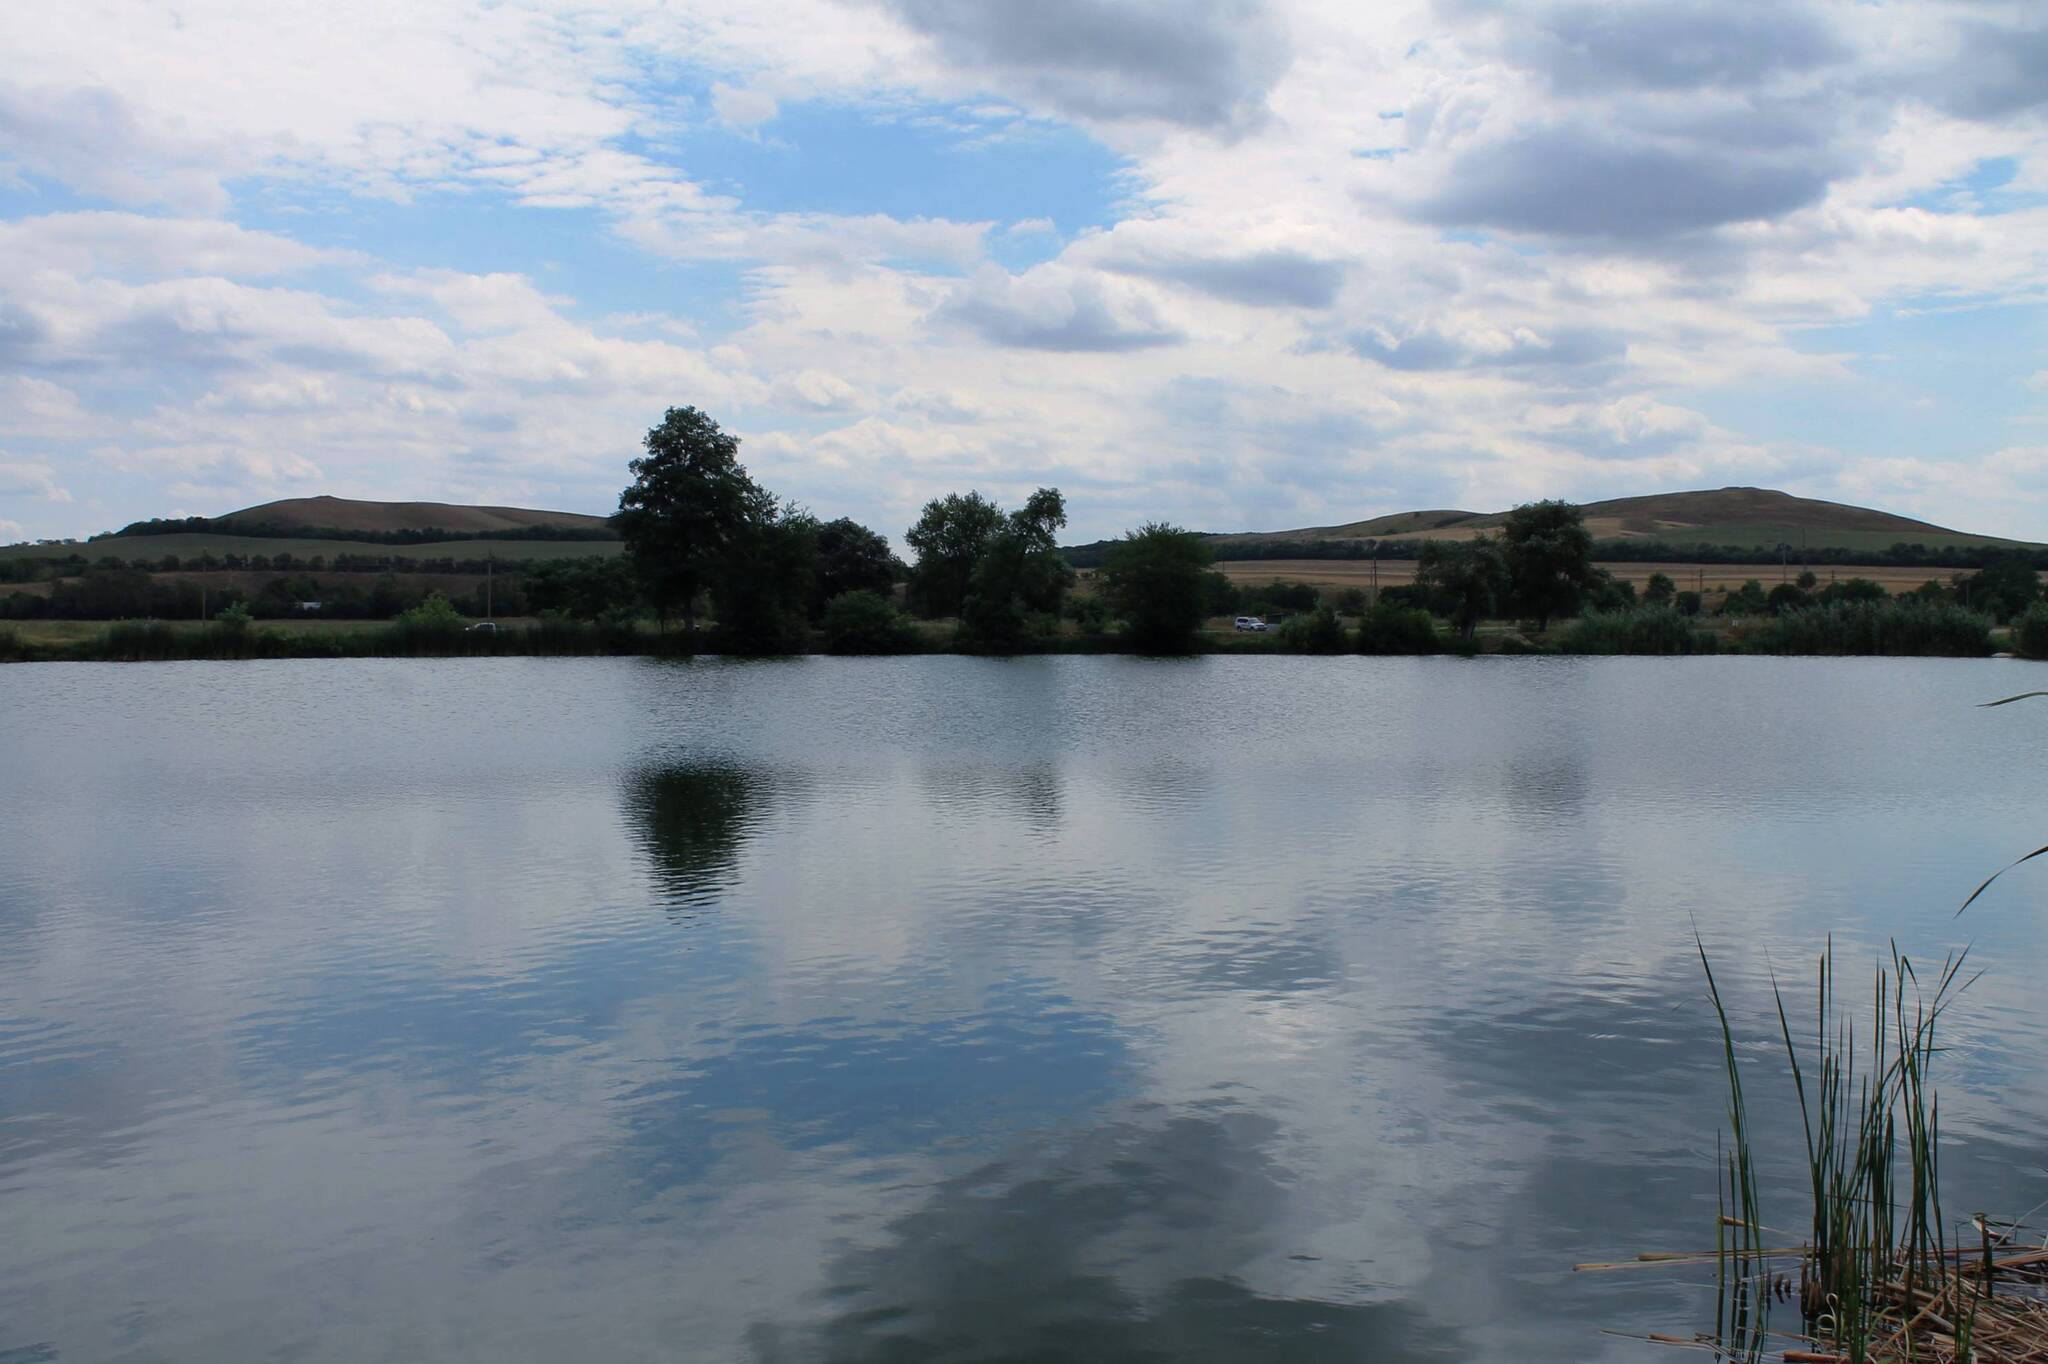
[1739,601,1993,656]
[1355,603,1439,655]
[2014,602,2048,660]
[1276,606,1346,654]
[1557,607,1718,655]
[1065,594,1112,634]
[821,590,919,654]
[0,627,21,662]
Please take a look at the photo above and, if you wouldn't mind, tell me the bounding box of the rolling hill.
[0,495,621,565]
[213,495,611,536]
[1205,487,2036,556]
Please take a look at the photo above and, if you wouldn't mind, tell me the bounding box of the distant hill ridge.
[1058,487,2042,570]
[103,495,619,547]
[1213,487,1961,546]
[217,496,611,537]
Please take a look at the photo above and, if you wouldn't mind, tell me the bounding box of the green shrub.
[1276,605,1346,653]
[822,590,919,654]
[1065,594,1112,635]
[0,627,20,662]
[1355,603,1440,655]
[2014,602,2048,660]
[1740,601,1993,656]
[1558,607,1718,655]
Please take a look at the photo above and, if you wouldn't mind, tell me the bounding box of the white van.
[1233,616,1267,632]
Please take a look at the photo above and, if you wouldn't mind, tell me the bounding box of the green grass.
[0,534,623,564]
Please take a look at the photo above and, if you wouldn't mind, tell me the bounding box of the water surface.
[2,656,2045,1362]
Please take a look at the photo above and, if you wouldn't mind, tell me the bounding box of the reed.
[1558,607,1719,654]
[1605,940,2048,1363]
[1737,601,1994,656]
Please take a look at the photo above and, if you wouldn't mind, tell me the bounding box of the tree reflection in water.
[620,761,770,914]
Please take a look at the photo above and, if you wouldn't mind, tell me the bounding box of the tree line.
[1064,532,2048,573]
[10,404,2044,654]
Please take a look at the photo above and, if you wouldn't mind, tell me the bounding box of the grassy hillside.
[216,495,611,536]
[0,533,622,564]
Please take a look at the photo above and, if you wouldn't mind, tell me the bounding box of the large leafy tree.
[1417,537,1508,639]
[613,407,769,630]
[1958,552,2042,621]
[713,508,818,655]
[1100,522,1211,653]
[1499,500,1597,631]
[959,488,1074,652]
[904,492,1006,618]
[811,517,903,620]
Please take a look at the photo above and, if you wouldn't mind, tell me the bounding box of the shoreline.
[0,616,2032,664]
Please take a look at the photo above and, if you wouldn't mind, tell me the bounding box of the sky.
[1,0,2046,546]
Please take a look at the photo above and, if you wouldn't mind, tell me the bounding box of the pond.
[2,656,2045,1362]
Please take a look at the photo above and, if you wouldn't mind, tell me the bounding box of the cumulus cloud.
[1101,246,1344,308]
[0,454,72,502]
[1416,122,1840,241]
[1933,16,2048,120]
[0,213,351,281]
[938,265,1183,351]
[1476,0,1846,94]
[885,0,1289,133]
[1348,321,1626,372]
[0,86,230,213]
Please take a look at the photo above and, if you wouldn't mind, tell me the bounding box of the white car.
[1233,616,1268,632]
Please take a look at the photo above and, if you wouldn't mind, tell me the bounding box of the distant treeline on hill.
[1062,536,2048,571]
[107,516,620,545]
[0,548,588,586]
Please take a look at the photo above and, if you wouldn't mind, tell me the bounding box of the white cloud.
[0,453,72,502]
[710,81,779,131]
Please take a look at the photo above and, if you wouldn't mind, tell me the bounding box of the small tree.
[1500,500,1597,630]
[1643,572,1677,607]
[1719,579,1769,616]
[811,518,902,621]
[614,406,770,631]
[1817,577,1888,606]
[1277,606,1346,653]
[525,556,639,620]
[1766,582,1810,615]
[1356,601,1439,654]
[1957,553,2041,621]
[1099,521,1210,653]
[1417,538,1507,640]
[822,590,919,654]
[2014,602,2048,660]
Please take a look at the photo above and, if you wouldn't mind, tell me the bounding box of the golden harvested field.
[1212,559,1974,594]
